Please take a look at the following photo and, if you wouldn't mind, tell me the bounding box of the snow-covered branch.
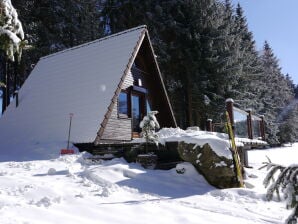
[260,159,298,224]
[140,111,160,148]
[0,0,25,61]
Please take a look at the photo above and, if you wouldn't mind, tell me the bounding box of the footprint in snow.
[29,196,61,208]
[0,171,8,176]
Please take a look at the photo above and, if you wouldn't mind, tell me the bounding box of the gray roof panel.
[0,26,146,158]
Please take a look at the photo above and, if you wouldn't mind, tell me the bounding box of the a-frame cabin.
[95,25,176,143]
[0,25,176,158]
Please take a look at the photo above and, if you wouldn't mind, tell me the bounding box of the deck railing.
[207,99,265,141]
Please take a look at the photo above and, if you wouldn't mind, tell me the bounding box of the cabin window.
[118,91,128,117]
[132,94,142,133]
[118,88,150,135]
[131,91,148,133]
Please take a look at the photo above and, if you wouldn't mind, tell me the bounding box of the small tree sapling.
[139,111,160,153]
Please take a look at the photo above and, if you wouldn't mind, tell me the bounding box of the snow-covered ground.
[1,144,297,224]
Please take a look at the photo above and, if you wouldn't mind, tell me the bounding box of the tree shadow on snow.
[113,166,215,199]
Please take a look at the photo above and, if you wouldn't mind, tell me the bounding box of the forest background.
[1,0,298,145]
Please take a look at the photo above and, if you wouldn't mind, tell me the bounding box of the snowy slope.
[0,26,145,158]
[1,144,297,224]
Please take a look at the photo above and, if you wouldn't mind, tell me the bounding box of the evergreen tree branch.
[262,158,298,223]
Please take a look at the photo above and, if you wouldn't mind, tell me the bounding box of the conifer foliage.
[0,0,24,61]
[233,4,263,111]
[0,0,102,113]
[259,41,295,145]
[13,0,102,59]
[101,0,297,144]
[0,0,25,113]
[102,0,243,128]
[1,0,297,144]
[261,158,298,223]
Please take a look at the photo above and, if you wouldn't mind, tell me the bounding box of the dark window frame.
[117,87,150,126]
[118,91,130,119]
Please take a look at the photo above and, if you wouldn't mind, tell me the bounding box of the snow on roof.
[0,26,146,159]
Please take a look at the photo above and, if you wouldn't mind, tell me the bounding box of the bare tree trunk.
[6,60,10,107]
[13,58,18,93]
[184,80,193,127]
[2,57,7,114]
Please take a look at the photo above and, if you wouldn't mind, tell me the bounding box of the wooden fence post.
[246,109,253,139]
[225,98,234,135]
[260,115,266,141]
[206,119,213,132]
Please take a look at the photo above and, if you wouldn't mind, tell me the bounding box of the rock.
[177,142,240,188]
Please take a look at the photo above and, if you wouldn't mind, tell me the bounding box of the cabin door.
[131,92,145,138]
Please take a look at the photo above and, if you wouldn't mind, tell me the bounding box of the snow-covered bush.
[260,158,298,224]
[140,111,160,152]
[0,0,25,61]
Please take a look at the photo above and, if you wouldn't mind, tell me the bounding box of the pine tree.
[8,0,102,98]
[276,74,297,144]
[202,0,242,123]
[278,108,298,144]
[25,0,101,54]
[102,0,244,129]
[233,4,264,112]
[0,0,25,113]
[259,41,294,145]
[295,85,298,98]
[261,158,298,224]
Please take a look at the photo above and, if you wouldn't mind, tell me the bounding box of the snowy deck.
[235,137,268,148]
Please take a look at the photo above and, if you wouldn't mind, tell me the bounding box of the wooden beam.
[246,109,253,139]
[260,115,266,141]
[206,119,213,132]
[226,98,235,136]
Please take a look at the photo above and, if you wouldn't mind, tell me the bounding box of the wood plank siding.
[101,71,134,141]
[97,29,176,144]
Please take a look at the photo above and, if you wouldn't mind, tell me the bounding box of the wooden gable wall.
[98,32,176,143]
[136,35,176,128]
[100,71,134,141]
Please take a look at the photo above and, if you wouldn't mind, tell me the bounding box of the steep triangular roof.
[0,26,169,160]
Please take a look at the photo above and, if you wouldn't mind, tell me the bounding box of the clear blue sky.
[232,0,298,84]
